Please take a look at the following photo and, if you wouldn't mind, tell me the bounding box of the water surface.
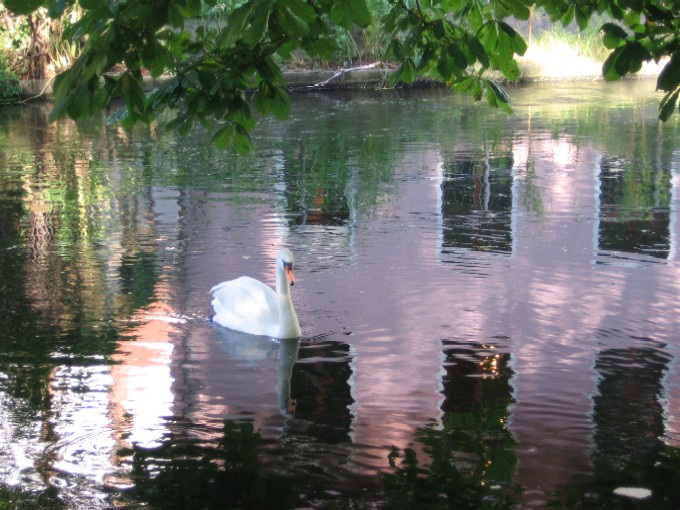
[1,80,680,508]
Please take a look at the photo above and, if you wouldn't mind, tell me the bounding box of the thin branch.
[309,62,382,88]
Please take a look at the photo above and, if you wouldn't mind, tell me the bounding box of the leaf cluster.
[0,68,22,99]
[3,0,680,151]
[383,0,530,113]
[4,0,372,153]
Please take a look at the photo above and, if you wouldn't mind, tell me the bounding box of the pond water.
[1,80,680,509]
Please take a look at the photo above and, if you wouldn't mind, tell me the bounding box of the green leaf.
[142,47,171,78]
[453,76,476,94]
[601,23,628,49]
[608,2,624,20]
[80,0,106,10]
[618,41,649,75]
[418,44,437,73]
[307,37,338,60]
[232,124,253,155]
[212,122,253,153]
[213,124,236,149]
[51,69,75,104]
[277,1,314,37]
[220,3,255,47]
[575,5,590,30]
[455,76,484,101]
[3,0,43,15]
[256,58,283,84]
[165,117,180,131]
[66,88,86,119]
[657,53,680,92]
[347,0,372,28]
[92,82,109,111]
[178,0,202,17]
[276,40,297,60]
[449,44,469,70]
[332,0,371,28]
[401,59,416,84]
[499,22,527,56]
[244,2,272,45]
[560,5,575,26]
[83,50,110,81]
[486,80,512,113]
[178,117,194,136]
[120,72,147,119]
[470,78,482,101]
[478,23,498,53]
[659,88,679,121]
[270,87,290,120]
[467,3,483,32]
[623,10,641,28]
[603,47,625,81]
[495,55,521,81]
[330,3,352,29]
[437,53,454,81]
[433,20,445,39]
[508,0,531,20]
[253,82,290,120]
[467,35,489,68]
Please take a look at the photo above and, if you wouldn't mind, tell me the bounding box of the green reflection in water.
[382,409,519,510]
[0,82,679,508]
[125,414,518,510]
[129,421,296,510]
[599,156,673,258]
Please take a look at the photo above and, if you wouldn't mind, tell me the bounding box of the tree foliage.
[3,0,679,151]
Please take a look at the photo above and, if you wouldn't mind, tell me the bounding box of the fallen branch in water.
[309,62,383,88]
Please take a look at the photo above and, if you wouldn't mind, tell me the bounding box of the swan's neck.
[276,263,290,297]
[275,263,301,338]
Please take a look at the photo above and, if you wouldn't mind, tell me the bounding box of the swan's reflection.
[214,327,300,416]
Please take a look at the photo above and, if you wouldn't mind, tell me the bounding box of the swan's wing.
[211,276,279,330]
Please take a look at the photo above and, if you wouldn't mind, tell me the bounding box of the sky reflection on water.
[0,80,680,508]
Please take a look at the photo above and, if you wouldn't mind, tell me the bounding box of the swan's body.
[210,249,301,339]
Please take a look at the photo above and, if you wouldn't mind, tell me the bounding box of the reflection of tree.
[290,341,354,443]
[382,410,519,510]
[593,345,668,469]
[129,421,296,510]
[0,104,163,352]
[138,93,404,232]
[0,104,169,493]
[551,342,680,507]
[441,153,514,254]
[379,339,518,509]
[271,94,404,226]
[517,156,545,218]
[440,339,514,413]
[598,156,672,259]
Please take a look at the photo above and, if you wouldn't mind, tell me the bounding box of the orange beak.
[284,265,296,286]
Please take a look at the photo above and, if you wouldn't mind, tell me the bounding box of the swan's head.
[277,248,296,287]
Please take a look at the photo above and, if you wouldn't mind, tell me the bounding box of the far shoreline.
[16,46,666,101]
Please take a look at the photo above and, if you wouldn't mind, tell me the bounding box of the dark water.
[1,80,680,508]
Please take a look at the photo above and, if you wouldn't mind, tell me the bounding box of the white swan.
[210,249,301,339]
